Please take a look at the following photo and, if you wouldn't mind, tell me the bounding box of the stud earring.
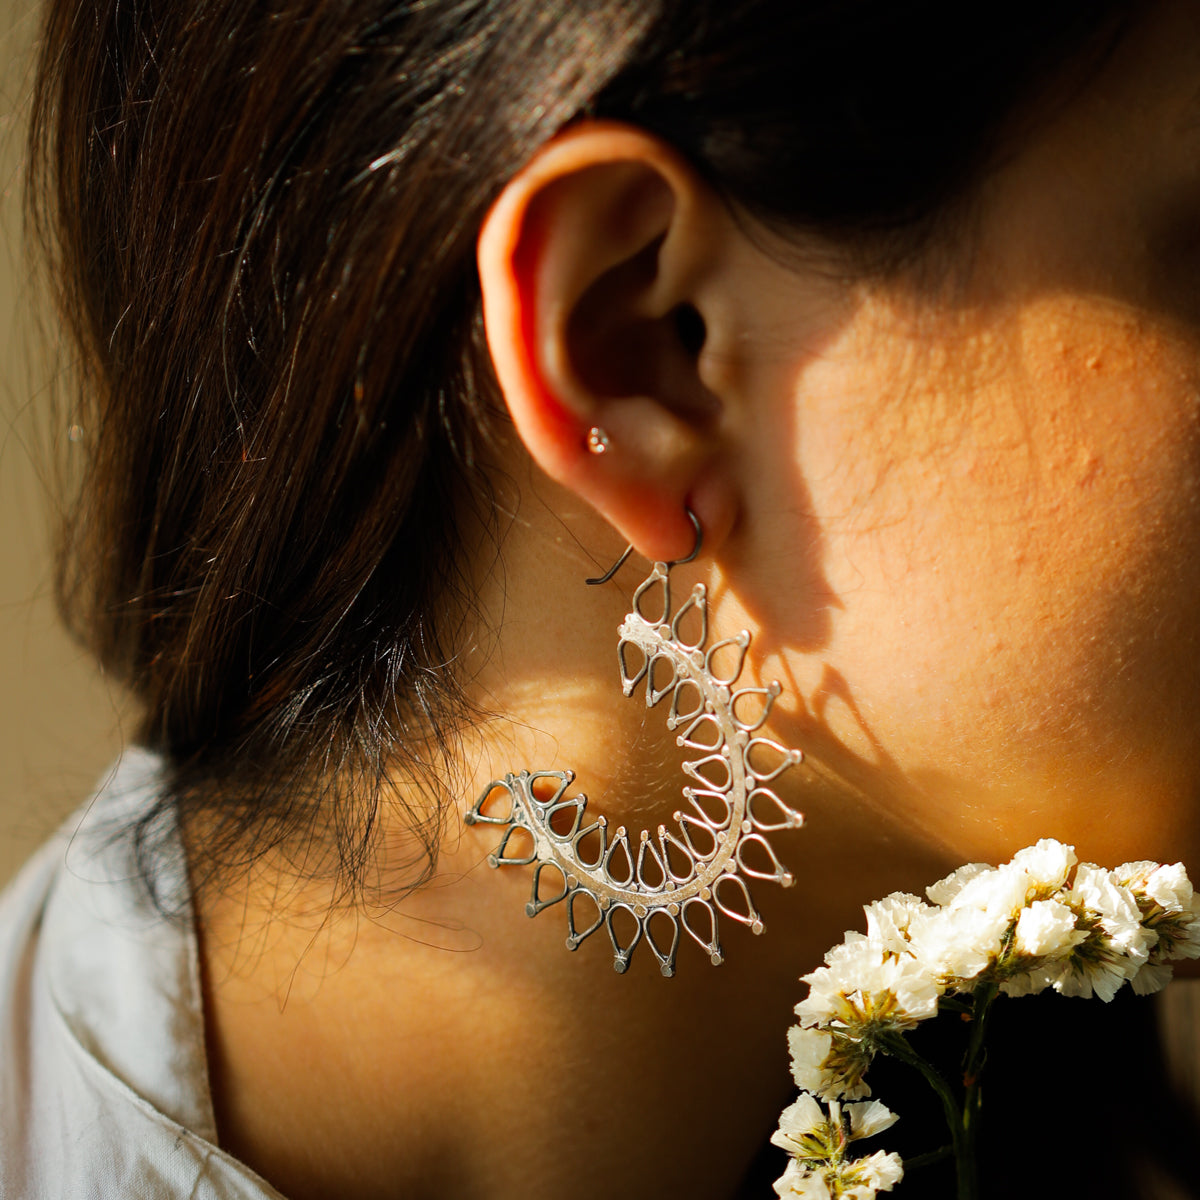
[464,509,805,976]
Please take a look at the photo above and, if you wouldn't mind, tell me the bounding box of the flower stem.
[881,1033,975,1199]
[958,984,997,1198]
[904,1146,953,1171]
[937,996,973,1016]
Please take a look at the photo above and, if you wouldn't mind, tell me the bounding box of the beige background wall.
[0,0,124,886]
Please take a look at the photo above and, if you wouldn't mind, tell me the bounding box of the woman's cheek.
[793,302,1200,865]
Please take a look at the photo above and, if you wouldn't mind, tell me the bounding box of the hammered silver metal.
[465,558,804,976]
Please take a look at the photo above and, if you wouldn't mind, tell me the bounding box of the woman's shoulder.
[0,751,285,1200]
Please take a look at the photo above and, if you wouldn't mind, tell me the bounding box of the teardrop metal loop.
[735,831,796,886]
[526,861,569,916]
[747,787,805,833]
[565,890,604,950]
[645,909,681,977]
[745,737,805,783]
[730,681,783,733]
[713,872,765,934]
[705,631,750,687]
[681,897,724,966]
[605,903,644,973]
[670,583,708,651]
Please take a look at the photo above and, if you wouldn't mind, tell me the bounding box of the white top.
[0,751,283,1199]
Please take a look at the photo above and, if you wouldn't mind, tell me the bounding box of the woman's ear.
[477,122,741,563]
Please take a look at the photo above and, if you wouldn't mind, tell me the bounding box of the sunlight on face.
[736,0,1200,872]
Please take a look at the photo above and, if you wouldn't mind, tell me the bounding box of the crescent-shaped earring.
[465,508,805,977]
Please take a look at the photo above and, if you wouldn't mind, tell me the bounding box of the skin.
[197,3,1200,1197]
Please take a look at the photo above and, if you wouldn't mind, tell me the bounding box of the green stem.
[903,1146,954,1172]
[936,996,973,1016]
[963,984,995,1079]
[881,1033,973,1199]
[958,984,998,1198]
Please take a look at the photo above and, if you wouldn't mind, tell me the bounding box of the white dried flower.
[1114,860,1200,963]
[926,862,992,906]
[1130,962,1176,996]
[1009,839,1077,893]
[1069,865,1149,950]
[846,1151,905,1196]
[862,892,931,959]
[908,902,1007,985]
[798,945,941,1030]
[1013,898,1084,958]
[773,1159,834,1199]
[995,900,1087,996]
[789,1026,880,1100]
[788,1022,881,1101]
[788,1027,840,1095]
[823,931,873,971]
[910,859,1046,987]
[1049,864,1155,1001]
[771,1093,833,1158]
[774,1152,903,1199]
[772,1096,901,1198]
[949,859,1037,915]
[1114,861,1186,908]
[771,1096,900,1160]
[773,1142,903,1199]
[794,946,940,1097]
[845,1100,901,1141]
[997,964,1059,998]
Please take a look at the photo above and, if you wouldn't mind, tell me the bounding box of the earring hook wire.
[585,508,703,586]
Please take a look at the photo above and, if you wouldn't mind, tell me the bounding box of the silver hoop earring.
[464,511,804,977]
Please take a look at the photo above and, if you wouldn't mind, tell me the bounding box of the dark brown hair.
[29,0,1133,905]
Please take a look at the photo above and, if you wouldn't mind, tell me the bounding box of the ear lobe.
[477,123,738,564]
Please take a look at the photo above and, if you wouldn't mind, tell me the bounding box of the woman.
[4,0,1200,1195]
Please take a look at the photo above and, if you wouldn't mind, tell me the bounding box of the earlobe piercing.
[585,426,610,455]
[466,508,805,976]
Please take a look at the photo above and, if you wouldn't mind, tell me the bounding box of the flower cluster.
[774,841,1200,1198]
[770,1095,903,1199]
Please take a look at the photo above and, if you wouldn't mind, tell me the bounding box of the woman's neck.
[197,869,803,1199]
[193,480,955,1199]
